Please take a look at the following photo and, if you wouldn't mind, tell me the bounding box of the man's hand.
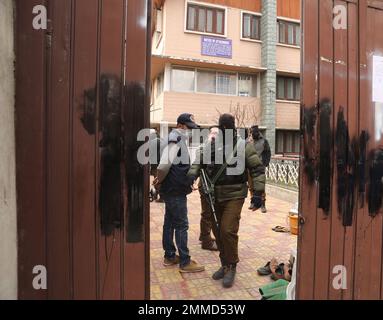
[250,193,263,211]
[192,177,199,191]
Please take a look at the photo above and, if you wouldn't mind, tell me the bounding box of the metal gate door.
[298,0,383,300]
[16,0,151,299]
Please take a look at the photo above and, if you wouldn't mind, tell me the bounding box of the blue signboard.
[201,36,232,59]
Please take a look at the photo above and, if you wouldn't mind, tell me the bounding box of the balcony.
[276,100,300,130]
[276,45,301,75]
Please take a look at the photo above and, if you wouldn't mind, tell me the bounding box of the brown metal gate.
[16,0,151,299]
[298,0,383,299]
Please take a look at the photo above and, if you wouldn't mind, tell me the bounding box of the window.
[171,67,195,92]
[277,76,300,101]
[276,130,300,154]
[242,13,261,40]
[238,74,257,97]
[155,9,163,34]
[197,70,216,93]
[171,66,258,97]
[278,20,300,46]
[187,3,225,35]
[216,72,237,95]
[156,73,164,97]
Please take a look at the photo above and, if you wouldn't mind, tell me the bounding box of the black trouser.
[199,192,215,246]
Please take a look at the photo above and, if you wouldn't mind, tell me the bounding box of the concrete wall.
[162,91,261,126]
[266,184,298,205]
[0,0,17,300]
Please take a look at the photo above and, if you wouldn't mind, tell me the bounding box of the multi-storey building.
[151,0,301,155]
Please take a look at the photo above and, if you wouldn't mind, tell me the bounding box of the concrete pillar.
[260,0,277,154]
[0,0,17,300]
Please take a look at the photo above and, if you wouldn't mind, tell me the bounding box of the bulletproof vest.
[205,138,247,186]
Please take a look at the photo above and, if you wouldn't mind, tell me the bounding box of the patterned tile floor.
[150,189,297,300]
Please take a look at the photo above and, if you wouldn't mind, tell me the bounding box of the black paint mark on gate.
[368,148,383,216]
[80,74,124,237]
[81,75,146,241]
[81,88,96,135]
[335,108,356,227]
[358,131,369,208]
[302,105,317,185]
[302,97,383,224]
[124,82,145,243]
[318,99,332,214]
[98,75,123,236]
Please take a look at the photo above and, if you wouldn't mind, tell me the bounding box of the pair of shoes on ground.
[212,265,236,288]
[248,203,268,213]
[201,240,219,251]
[257,258,292,281]
[163,255,205,273]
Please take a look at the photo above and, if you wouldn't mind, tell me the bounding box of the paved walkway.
[150,189,297,300]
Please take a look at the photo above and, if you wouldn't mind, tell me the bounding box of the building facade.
[151,0,301,154]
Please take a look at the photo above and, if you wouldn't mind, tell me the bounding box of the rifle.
[200,169,219,233]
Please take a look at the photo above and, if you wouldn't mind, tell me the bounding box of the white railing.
[266,156,300,189]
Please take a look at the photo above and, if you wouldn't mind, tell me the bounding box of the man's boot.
[212,266,225,280]
[202,240,219,251]
[248,202,256,210]
[223,264,236,288]
[261,205,267,213]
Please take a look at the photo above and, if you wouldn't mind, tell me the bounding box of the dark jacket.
[253,133,271,167]
[158,129,193,196]
[188,135,266,202]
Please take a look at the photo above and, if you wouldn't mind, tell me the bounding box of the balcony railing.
[266,156,300,189]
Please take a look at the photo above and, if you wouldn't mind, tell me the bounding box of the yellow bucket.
[288,214,299,235]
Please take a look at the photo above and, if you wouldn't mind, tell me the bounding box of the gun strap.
[210,142,239,185]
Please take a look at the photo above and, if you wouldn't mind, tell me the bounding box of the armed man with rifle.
[248,125,271,213]
[188,114,266,288]
[198,126,219,252]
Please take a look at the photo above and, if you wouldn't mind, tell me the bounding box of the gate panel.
[367,4,383,299]
[123,0,150,299]
[297,0,319,300]
[354,2,383,299]
[16,0,48,300]
[343,1,358,300]
[72,0,99,299]
[328,0,349,300]
[97,0,125,300]
[313,0,334,300]
[299,0,383,300]
[353,0,370,300]
[16,0,151,300]
[46,0,72,299]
